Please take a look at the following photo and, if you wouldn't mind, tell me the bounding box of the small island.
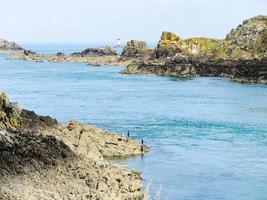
[8,15,267,84]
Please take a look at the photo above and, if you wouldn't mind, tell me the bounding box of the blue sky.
[0,0,266,44]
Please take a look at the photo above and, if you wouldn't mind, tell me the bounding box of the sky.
[0,0,266,44]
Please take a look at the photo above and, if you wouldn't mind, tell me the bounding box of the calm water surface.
[0,48,267,200]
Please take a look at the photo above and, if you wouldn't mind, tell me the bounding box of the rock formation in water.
[152,16,266,59]
[225,15,267,58]
[71,46,118,56]
[0,91,148,200]
[6,15,267,84]
[0,39,24,51]
[121,40,152,58]
[123,15,267,84]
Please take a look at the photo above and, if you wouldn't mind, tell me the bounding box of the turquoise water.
[1,49,267,200]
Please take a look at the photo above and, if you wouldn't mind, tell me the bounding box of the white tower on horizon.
[116,38,121,47]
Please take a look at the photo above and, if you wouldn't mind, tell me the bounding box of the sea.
[0,44,267,200]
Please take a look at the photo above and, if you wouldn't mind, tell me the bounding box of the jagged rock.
[122,40,149,58]
[0,39,24,51]
[122,16,267,84]
[0,129,74,176]
[124,54,267,84]
[20,109,58,131]
[152,16,267,59]
[152,32,184,59]
[0,92,21,131]
[71,46,117,56]
[225,15,267,58]
[0,91,147,200]
[23,49,36,55]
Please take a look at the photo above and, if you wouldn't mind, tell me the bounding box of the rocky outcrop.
[0,39,24,51]
[225,15,267,58]
[123,55,267,84]
[152,16,267,59]
[7,16,267,85]
[0,92,21,131]
[71,46,117,56]
[122,40,152,58]
[0,91,148,200]
[152,32,184,59]
[123,16,267,84]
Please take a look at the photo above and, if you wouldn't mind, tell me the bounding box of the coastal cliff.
[0,91,148,200]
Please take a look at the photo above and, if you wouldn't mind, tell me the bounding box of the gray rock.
[0,39,24,50]
[122,40,149,58]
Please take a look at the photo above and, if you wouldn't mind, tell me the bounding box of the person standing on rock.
[141,139,144,152]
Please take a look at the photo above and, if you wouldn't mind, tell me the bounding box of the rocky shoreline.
[0,91,148,200]
[122,56,267,84]
[6,15,267,85]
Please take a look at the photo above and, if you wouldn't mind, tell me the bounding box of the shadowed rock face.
[123,56,267,84]
[0,91,147,200]
[0,92,68,176]
[20,109,57,132]
[0,39,24,51]
[0,129,74,176]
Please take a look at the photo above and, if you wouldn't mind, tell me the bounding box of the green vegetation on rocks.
[153,15,266,59]
[225,15,267,58]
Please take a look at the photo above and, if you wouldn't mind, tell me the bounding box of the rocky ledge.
[0,91,148,200]
[122,55,267,84]
[8,42,150,67]
[8,46,130,67]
